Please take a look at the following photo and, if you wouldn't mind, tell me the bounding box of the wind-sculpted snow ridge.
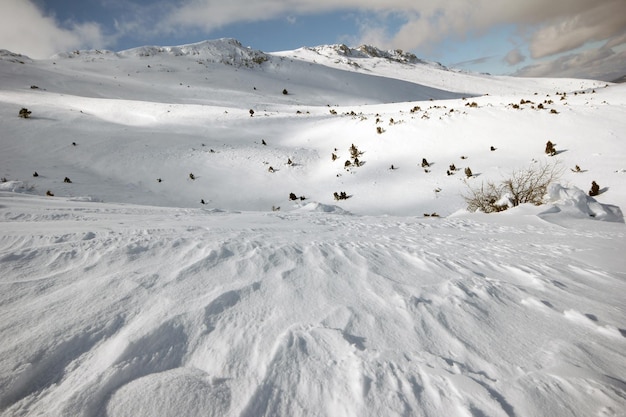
[1,193,625,417]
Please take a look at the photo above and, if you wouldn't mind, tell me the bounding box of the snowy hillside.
[1,39,625,417]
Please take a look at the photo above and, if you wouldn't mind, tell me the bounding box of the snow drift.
[541,183,624,222]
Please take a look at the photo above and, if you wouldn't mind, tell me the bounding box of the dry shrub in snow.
[463,181,507,213]
[504,162,563,206]
[464,161,562,213]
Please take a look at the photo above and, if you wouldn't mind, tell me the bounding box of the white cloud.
[528,1,626,58]
[603,32,626,49]
[504,48,525,66]
[0,0,107,58]
[515,47,626,81]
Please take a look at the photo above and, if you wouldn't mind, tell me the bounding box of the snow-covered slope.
[1,39,625,417]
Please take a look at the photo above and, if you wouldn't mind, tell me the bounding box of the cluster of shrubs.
[508,98,559,113]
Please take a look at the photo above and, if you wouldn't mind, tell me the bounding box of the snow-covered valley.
[1,39,625,417]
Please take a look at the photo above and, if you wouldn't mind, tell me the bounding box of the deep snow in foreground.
[1,193,625,417]
[1,40,625,417]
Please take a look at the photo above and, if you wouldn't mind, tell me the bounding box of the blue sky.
[2,0,626,81]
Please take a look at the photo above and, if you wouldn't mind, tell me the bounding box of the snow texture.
[1,39,625,417]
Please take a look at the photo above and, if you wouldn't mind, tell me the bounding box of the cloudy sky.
[2,0,625,81]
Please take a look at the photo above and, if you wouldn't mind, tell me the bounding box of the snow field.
[1,40,625,417]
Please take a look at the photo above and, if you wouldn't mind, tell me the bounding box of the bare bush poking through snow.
[464,161,562,212]
[19,108,31,118]
[463,181,507,213]
[503,162,563,207]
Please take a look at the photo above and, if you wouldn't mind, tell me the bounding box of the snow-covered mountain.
[1,39,625,417]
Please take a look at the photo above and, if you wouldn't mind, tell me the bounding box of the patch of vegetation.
[464,162,562,213]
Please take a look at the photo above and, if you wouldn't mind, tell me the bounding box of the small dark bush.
[334,191,350,200]
[589,181,600,196]
[349,144,363,159]
[19,108,31,118]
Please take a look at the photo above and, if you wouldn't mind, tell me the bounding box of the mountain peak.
[0,49,33,64]
[118,38,269,66]
[306,43,423,64]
